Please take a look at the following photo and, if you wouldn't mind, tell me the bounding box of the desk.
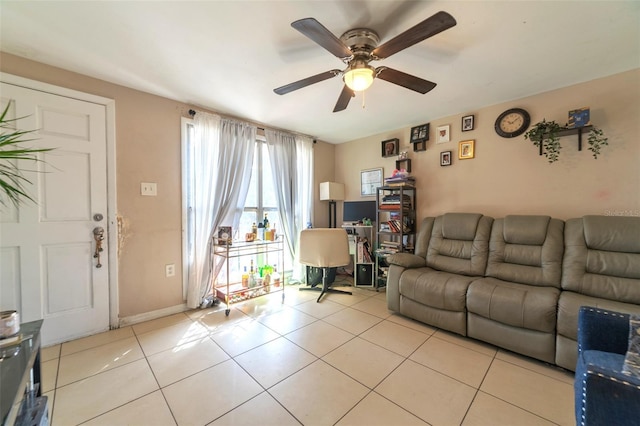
[342,225,375,287]
[1,320,43,426]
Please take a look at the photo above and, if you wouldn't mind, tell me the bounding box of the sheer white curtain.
[186,113,256,308]
[264,129,313,280]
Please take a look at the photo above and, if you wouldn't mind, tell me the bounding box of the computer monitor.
[343,200,377,224]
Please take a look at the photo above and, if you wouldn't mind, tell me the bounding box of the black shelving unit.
[375,185,416,290]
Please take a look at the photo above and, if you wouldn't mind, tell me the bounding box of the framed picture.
[361,167,383,197]
[437,125,450,144]
[410,123,429,143]
[462,115,474,132]
[458,140,475,159]
[413,140,426,152]
[395,158,411,172]
[217,226,233,245]
[568,107,591,128]
[381,138,399,157]
[440,151,452,166]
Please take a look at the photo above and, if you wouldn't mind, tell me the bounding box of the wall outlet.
[141,182,157,196]
[165,263,175,277]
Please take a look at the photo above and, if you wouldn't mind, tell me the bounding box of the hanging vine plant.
[524,119,563,163]
[587,127,609,159]
[524,119,609,163]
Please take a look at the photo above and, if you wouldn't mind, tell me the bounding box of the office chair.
[298,228,352,303]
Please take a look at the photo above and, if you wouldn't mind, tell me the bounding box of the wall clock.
[495,108,531,138]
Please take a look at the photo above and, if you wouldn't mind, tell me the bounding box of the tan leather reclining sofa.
[386,213,640,371]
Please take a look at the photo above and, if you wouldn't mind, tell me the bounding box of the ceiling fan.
[273,11,457,112]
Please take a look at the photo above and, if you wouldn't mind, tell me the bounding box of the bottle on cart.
[241,266,249,288]
[272,264,281,287]
[251,222,257,238]
[249,260,257,288]
[263,213,269,230]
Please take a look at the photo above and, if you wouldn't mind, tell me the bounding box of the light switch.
[141,182,157,196]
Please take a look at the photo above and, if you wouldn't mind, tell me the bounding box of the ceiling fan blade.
[274,70,341,95]
[376,67,437,94]
[291,18,353,59]
[333,85,355,112]
[372,11,456,59]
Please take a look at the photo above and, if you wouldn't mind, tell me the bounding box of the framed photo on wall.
[381,138,399,157]
[462,115,474,131]
[361,167,383,196]
[458,140,475,159]
[410,123,429,143]
[437,125,450,144]
[413,140,427,152]
[440,151,452,166]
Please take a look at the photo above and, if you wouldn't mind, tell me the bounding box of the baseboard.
[118,303,189,328]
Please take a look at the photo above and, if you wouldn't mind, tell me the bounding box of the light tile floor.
[41,281,576,426]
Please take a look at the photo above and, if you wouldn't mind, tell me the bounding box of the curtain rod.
[187,108,316,143]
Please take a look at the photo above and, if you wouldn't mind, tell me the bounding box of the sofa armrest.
[578,306,630,356]
[576,358,640,425]
[386,253,426,268]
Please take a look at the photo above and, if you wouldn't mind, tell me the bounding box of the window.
[182,124,292,295]
[239,140,279,238]
[238,140,293,273]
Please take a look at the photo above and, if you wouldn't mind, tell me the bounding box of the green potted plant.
[0,103,50,207]
[587,127,609,159]
[524,119,563,163]
[524,119,609,163]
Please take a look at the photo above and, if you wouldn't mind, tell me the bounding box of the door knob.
[93,227,105,268]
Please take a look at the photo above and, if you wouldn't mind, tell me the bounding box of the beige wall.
[312,140,336,228]
[2,51,638,320]
[1,53,188,317]
[0,52,338,318]
[335,69,640,221]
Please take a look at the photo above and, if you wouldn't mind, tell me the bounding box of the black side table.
[1,320,43,426]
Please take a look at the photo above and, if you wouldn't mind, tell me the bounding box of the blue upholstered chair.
[574,306,640,425]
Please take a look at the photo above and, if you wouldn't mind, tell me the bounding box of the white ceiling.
[1,1,639,144]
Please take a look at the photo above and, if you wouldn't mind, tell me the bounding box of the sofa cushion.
[467,277,559,333]
[563,216,640,304]
[584,215,640,253]
[399,268,474,312]
[442,212,483,240]
[503,215,550,245]
[426,213,493,276]
[486,216,564,288]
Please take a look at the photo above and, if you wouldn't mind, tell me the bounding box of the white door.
[0,82,110,345]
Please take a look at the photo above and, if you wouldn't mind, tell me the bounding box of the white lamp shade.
[319,182,345,201]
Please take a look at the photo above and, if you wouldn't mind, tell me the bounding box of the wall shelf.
[538,125,593,155]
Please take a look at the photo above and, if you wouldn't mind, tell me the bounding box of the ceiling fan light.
[343,67,374,92]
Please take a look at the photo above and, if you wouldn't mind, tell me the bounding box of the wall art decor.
[462,115,474,131]
[458,140,475,159]
[361,167,383,196]
[381,138,399,157]
[440,151,452,166]
[410,123,430,143]
[437,125,450,144]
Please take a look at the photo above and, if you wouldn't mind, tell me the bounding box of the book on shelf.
[384,176,416,185]
[379,223,391,232]
[356,237,373,263]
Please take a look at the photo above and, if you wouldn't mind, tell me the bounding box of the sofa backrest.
[486,215,564,287]
[562,215,640,304]
[426,213,493,276]
[414,217,435,258]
